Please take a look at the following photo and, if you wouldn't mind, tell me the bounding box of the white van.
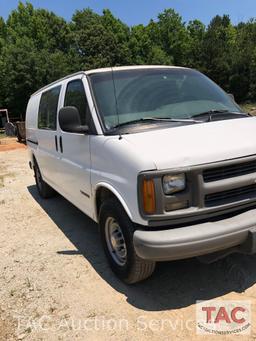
[26,65,256,283]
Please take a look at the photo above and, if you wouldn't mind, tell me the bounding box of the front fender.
[94,182,133,221]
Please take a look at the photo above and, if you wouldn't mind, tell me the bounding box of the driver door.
[56,77,93,217]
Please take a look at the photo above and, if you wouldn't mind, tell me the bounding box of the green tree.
[157,9,190,65]
[0,2,72,116]
[129,22,172,65]
[0,16,6,107]
[71,8,131,69]
[250,47,256,99]
[186,20,205,68]
[1,2,256,117]
[0,16,6,47]
[232,20,256,101]
[101,9,132,65]
[201,15,236,92]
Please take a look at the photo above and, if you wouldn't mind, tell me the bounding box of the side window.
[38,86,61,130]
[64,80,89,125]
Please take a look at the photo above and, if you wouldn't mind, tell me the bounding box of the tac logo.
[196,300,251,335]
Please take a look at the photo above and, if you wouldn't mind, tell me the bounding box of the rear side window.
[64,80,89,125]
[38,86,61,130]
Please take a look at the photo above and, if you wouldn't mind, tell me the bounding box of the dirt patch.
[0,308,17,341]
[0,138,26,152]
[0,171,16,188]
[1,149,256,340]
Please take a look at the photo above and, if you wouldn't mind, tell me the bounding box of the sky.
[0,0,256,26]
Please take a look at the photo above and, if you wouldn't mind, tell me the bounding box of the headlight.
[162,173,186,195]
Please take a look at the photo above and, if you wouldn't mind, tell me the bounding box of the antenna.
[111,67,122,139]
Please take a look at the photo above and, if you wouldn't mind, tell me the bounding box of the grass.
[0,132,6,139]
[240,102,256,113]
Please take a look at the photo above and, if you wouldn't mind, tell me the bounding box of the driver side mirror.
[228,93,235,102]
[59,106,89,134]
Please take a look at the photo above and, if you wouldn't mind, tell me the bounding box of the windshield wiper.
[192,110,249,121]
[112,117,202,129]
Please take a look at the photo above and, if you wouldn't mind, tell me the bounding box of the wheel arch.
[94,183,133,222]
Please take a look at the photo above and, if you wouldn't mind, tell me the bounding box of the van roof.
[31,65,187,96]
[85,65,186,75]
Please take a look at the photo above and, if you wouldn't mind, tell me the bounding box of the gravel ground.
[0,147,256,340]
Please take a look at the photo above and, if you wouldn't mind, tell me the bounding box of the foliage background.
[0,2,256,117]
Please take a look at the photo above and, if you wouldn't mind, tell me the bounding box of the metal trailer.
[0,109,9,129]
[15,121,26,142]
[0,109,26,141]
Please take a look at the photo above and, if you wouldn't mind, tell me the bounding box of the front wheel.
[99,198,156,284]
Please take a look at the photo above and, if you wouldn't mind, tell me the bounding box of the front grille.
[205,184,256,207]
[203,160,256,182]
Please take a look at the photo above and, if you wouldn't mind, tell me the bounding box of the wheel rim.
[105,217,127,266]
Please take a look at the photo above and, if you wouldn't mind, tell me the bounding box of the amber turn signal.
[142,179,156,214]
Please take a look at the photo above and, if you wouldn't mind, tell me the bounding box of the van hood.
[123,117,256,170]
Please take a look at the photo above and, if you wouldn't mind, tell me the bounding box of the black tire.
[99,198,156,284]
[34,160,56,199]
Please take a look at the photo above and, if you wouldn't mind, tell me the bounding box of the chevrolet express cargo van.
[26,66,256,283]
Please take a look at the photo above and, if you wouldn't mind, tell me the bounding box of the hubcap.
[105,217,127,266]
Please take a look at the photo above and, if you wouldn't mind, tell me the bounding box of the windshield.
[89,68,242,131]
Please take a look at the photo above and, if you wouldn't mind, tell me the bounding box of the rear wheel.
[99,198,156,284]
[34,161,56,199]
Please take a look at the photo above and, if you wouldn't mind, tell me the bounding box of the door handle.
[59,136,63,153]
[55,135,58,152]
